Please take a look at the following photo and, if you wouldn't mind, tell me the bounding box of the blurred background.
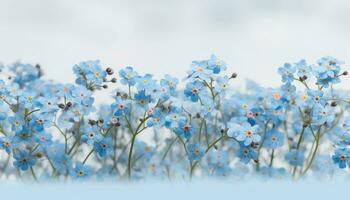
[1,0,350,88]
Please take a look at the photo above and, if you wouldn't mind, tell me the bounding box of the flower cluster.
[0,55,350,182]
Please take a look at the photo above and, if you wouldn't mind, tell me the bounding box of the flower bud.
[230,73,237,79]
[106,68,114,75]
[88,119,96,126]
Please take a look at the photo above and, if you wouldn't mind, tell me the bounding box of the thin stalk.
[162,137,178,161]
[269,149,275,167]
[302,126,321,175]
[30,167,38,182]
[82,149,94,165]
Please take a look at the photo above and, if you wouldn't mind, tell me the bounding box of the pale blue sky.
[1,0,350,88]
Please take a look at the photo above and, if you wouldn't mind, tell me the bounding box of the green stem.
[189,135,226,180]
[256,120,270,171]
[127,134,137,180]
[82,149,94,165]
[68,140,79,155]
[30,167,38,182]
[162,137,178,161]
[302,126,321,175]
[292,126,306,177]
[269,149,275,167]
[198,119,204,142]
[204,121,209,147]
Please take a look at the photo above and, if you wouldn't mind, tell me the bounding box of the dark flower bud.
[35,152,44,159]
[111,78,117,83]
[230,73,237,79]
[58,103,65,109]
[196,113,201,118]
[66,102,72,108]
[122,93,128,99]
[299,75,308,81]
[102,85,108,89]
[331,101,337,107]
[98,119,104,124]
[106,68,114,75]
[36,64,44,77]
[116,92,121,96]
[88,119,96,126]
[343,71,348,76]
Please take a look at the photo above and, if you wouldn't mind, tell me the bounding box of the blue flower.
[209,150,229,167]
[263,129,285,149]
[134,141,155,160]
[306,90,325,106]
[35,131,53,147]
[237,144,257,164]
[285,149,304,166]
[81,125,103,146]
[164,109,184,129]
[135,74,157,93]
[70,162,92,179]
[29,113,53,132]
[9,115,25,133]
[187,143,204,161]
[201,101,217,117]
[8,61,40,87]
[312,104,334,126]
[215,76,230,93]
[71,86,94,106]
[332,148,350,169]
[314,56,343,88]
[51,153,72,175]
[161,74,179,92]
[94,137,113,157]
[146,108,165,128]
[112,96,131,116]
[227,122,260,146]
[13,150,36,171]
[73,60,107,90]
[174,119,197,140]
[119,66,139,86]
[0,135,17,154]
[278,63,295,83]
[331,128,350,148]
[208,54,227,74]
[187,60,212,81]
[295,59,312,78]
[134,90,151,110]
[184,81,204,102]
[15,127,33,143]
[19,91,37,109]
[35,96,58,113]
